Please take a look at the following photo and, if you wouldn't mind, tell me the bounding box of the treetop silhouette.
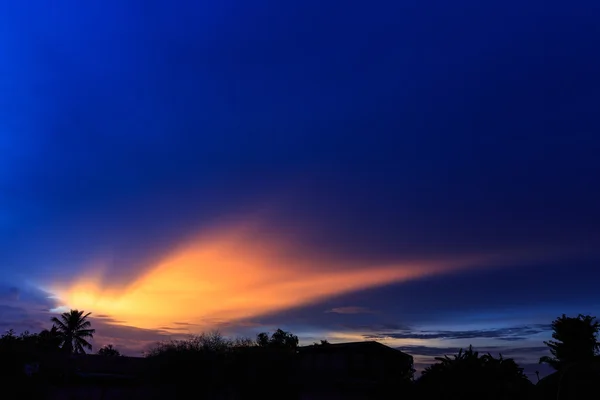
[539,313,600,370]
[98,344,121,356]
[256,328,299,349]
[50,309,95,354]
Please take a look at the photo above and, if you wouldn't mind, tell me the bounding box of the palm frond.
[77,320,92,329]
[74,342,85,354]
[539,355,561,369]
[51,317,68,331]
[60,313,72,326]
[76,328,95,338]
[76,312,92,329]
[75,336,92,350]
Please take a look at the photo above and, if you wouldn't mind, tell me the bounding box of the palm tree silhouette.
[50,309,95,354]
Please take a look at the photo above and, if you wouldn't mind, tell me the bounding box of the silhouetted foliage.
[37,326,62,353]
[417,345,532,399]
[7,310,600,399]
[97,344,121,356]
[256,332,269,346]
[146,330,251,358]
[50,309,95,354]
[539,314,600,370]
[256,328,299,349]
[0,327,63,393]
[536,315,600,400]
[0,328,61,359]
[400,358,416,383]
[144,330,256,389]
[144,330,300,398]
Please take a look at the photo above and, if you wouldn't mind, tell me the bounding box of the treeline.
[145,327,298,357]
[117,313,600,399]
[413,313,600,399]
[142,329,302,398]
[0,311,599,399]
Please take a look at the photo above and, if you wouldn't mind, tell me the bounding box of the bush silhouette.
[416,345,532,399]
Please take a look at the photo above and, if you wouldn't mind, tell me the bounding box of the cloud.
[0,284,60,334]
[397,345,463,357]
[398,344,549,358]
[89,318,174,356]
[0,284,171,357]
[326,306,374,315]
[259,256,600,335]
[158,326,190,331]
[50,220,490,332]
[0,287,20,301]
[0,0,598,365]
[365,324,550,341]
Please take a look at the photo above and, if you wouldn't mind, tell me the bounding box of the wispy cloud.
[0,285,59,334]
[364,324,550,341]
[51,221,482,332]
[158,326,190,331]
[326,306,375,315]
[397,344,548,357]
[89,318,174,356]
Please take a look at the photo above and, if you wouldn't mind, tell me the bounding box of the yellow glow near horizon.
[51,222,478,331]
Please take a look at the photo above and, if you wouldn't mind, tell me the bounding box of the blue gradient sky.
[1,0,599,378]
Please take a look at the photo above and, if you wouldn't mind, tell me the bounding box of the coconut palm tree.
[50,309,95,354]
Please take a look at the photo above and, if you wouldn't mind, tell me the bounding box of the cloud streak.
[50,220,495,332]
[398,345,549,358]
[326,306,375,315]
[365,325,550,341]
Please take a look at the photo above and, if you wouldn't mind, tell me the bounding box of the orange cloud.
[50,222,480,331]
[326,306,374,314]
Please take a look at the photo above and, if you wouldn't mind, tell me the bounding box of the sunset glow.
[52,223,473,331]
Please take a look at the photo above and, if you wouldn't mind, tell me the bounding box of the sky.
[1,0,600,379]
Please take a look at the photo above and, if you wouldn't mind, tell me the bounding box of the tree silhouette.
[539,314,600,370]
[144,331,257,391]
[417,345,531,399]
[256,332,270,347]
[98,344,121,356]
[50,309,95,354]
[37,326,62,353]
[536,314,600,400]
[256,329,298,349]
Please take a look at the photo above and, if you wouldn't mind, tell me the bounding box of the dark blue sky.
[1,0,599,377]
